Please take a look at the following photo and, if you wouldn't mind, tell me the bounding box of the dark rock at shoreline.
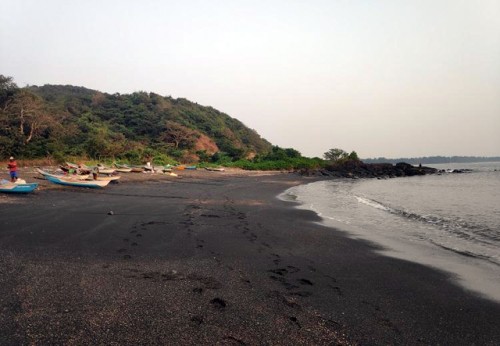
[299,160,437,179]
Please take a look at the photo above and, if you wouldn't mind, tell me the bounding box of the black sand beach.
[1,170,499,345]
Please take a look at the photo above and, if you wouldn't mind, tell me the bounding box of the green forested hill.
[0,75,272,163]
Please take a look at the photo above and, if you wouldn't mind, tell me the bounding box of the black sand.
[1,171,499,345]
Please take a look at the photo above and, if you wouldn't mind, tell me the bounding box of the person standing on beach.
[92,165,99,180]
[7,156,18,182]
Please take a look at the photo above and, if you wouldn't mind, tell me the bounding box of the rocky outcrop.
[299,160,437,179]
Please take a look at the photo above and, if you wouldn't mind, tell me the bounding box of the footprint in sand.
[289,291,313,297]
[298,278,314,286]
[268,268,288,276]
[210,297,227,310]
[193,287,204,294]
[223,336,247,345]
[270,253,281,265]
[190,315,204,325]
[289,316,301,328]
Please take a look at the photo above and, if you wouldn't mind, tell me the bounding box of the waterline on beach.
[279,167,500,302]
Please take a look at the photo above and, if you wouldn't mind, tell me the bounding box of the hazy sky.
[1,0,499,158]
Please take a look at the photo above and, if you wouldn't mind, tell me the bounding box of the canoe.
[114,167,132,173]
[37,169,110,188]
[205,167,225,172]
[61,163,91,175]
[0,180,38,194]
[94,175,121,182]
[175,165,197,170]
[96,166,116,174]
[112,163,133,173]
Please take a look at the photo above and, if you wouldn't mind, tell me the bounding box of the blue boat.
[0,180,38,194]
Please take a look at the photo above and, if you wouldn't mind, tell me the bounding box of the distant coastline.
[362,156,500,165]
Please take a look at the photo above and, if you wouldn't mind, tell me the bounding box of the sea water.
[281,162,500,302]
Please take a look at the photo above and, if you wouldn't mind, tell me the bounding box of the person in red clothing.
[7,156,18,182]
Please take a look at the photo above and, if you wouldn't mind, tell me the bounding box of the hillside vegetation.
[0,75,274,165]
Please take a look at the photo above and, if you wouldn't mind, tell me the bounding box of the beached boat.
[94,175,121,182]
[60,164,91,175]
[174,165,197,171]
[0,179,38,194]
[115,164,144,173]
[112,163,134,173]
[205,167,225,172]
[65,162,79,169]
[96,165,116,174]
[37,169,110,188]
[114,167,132,173]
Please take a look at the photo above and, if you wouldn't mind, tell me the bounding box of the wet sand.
[1,168,499,345]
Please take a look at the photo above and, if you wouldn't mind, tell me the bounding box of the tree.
[4,89,52,144]
[324,148,348,162]
[160,120,199,149]
[348,151,359,161]
[0,75,18,111]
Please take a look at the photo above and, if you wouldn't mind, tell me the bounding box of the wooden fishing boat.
[116,164,145,173]
[60,165,91,176]
[205,167,225,172]
[0,180,38,194]
[94,175,121,182]
[37,169,110,188]
[114,167,132,173]
[97,168,116,174]
[111,163,133,173]
[65,162,79,169]
[96,165,116,174]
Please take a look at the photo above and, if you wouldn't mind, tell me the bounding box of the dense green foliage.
[227,146,325,170]
[1,75,354,171]
[0,75,272,164]
[324,148,359,163]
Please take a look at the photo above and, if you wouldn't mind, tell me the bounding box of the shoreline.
[281,179,500,304]
[1,169,500,344]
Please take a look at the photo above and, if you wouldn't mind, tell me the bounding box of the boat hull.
[0,183,38,194]
[37,169,109,188]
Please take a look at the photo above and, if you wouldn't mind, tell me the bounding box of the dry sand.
[1,167,499,345]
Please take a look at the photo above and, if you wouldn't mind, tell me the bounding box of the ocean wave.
[355,196,393,212]
[354,196,499,246]
[429,241,500,267]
